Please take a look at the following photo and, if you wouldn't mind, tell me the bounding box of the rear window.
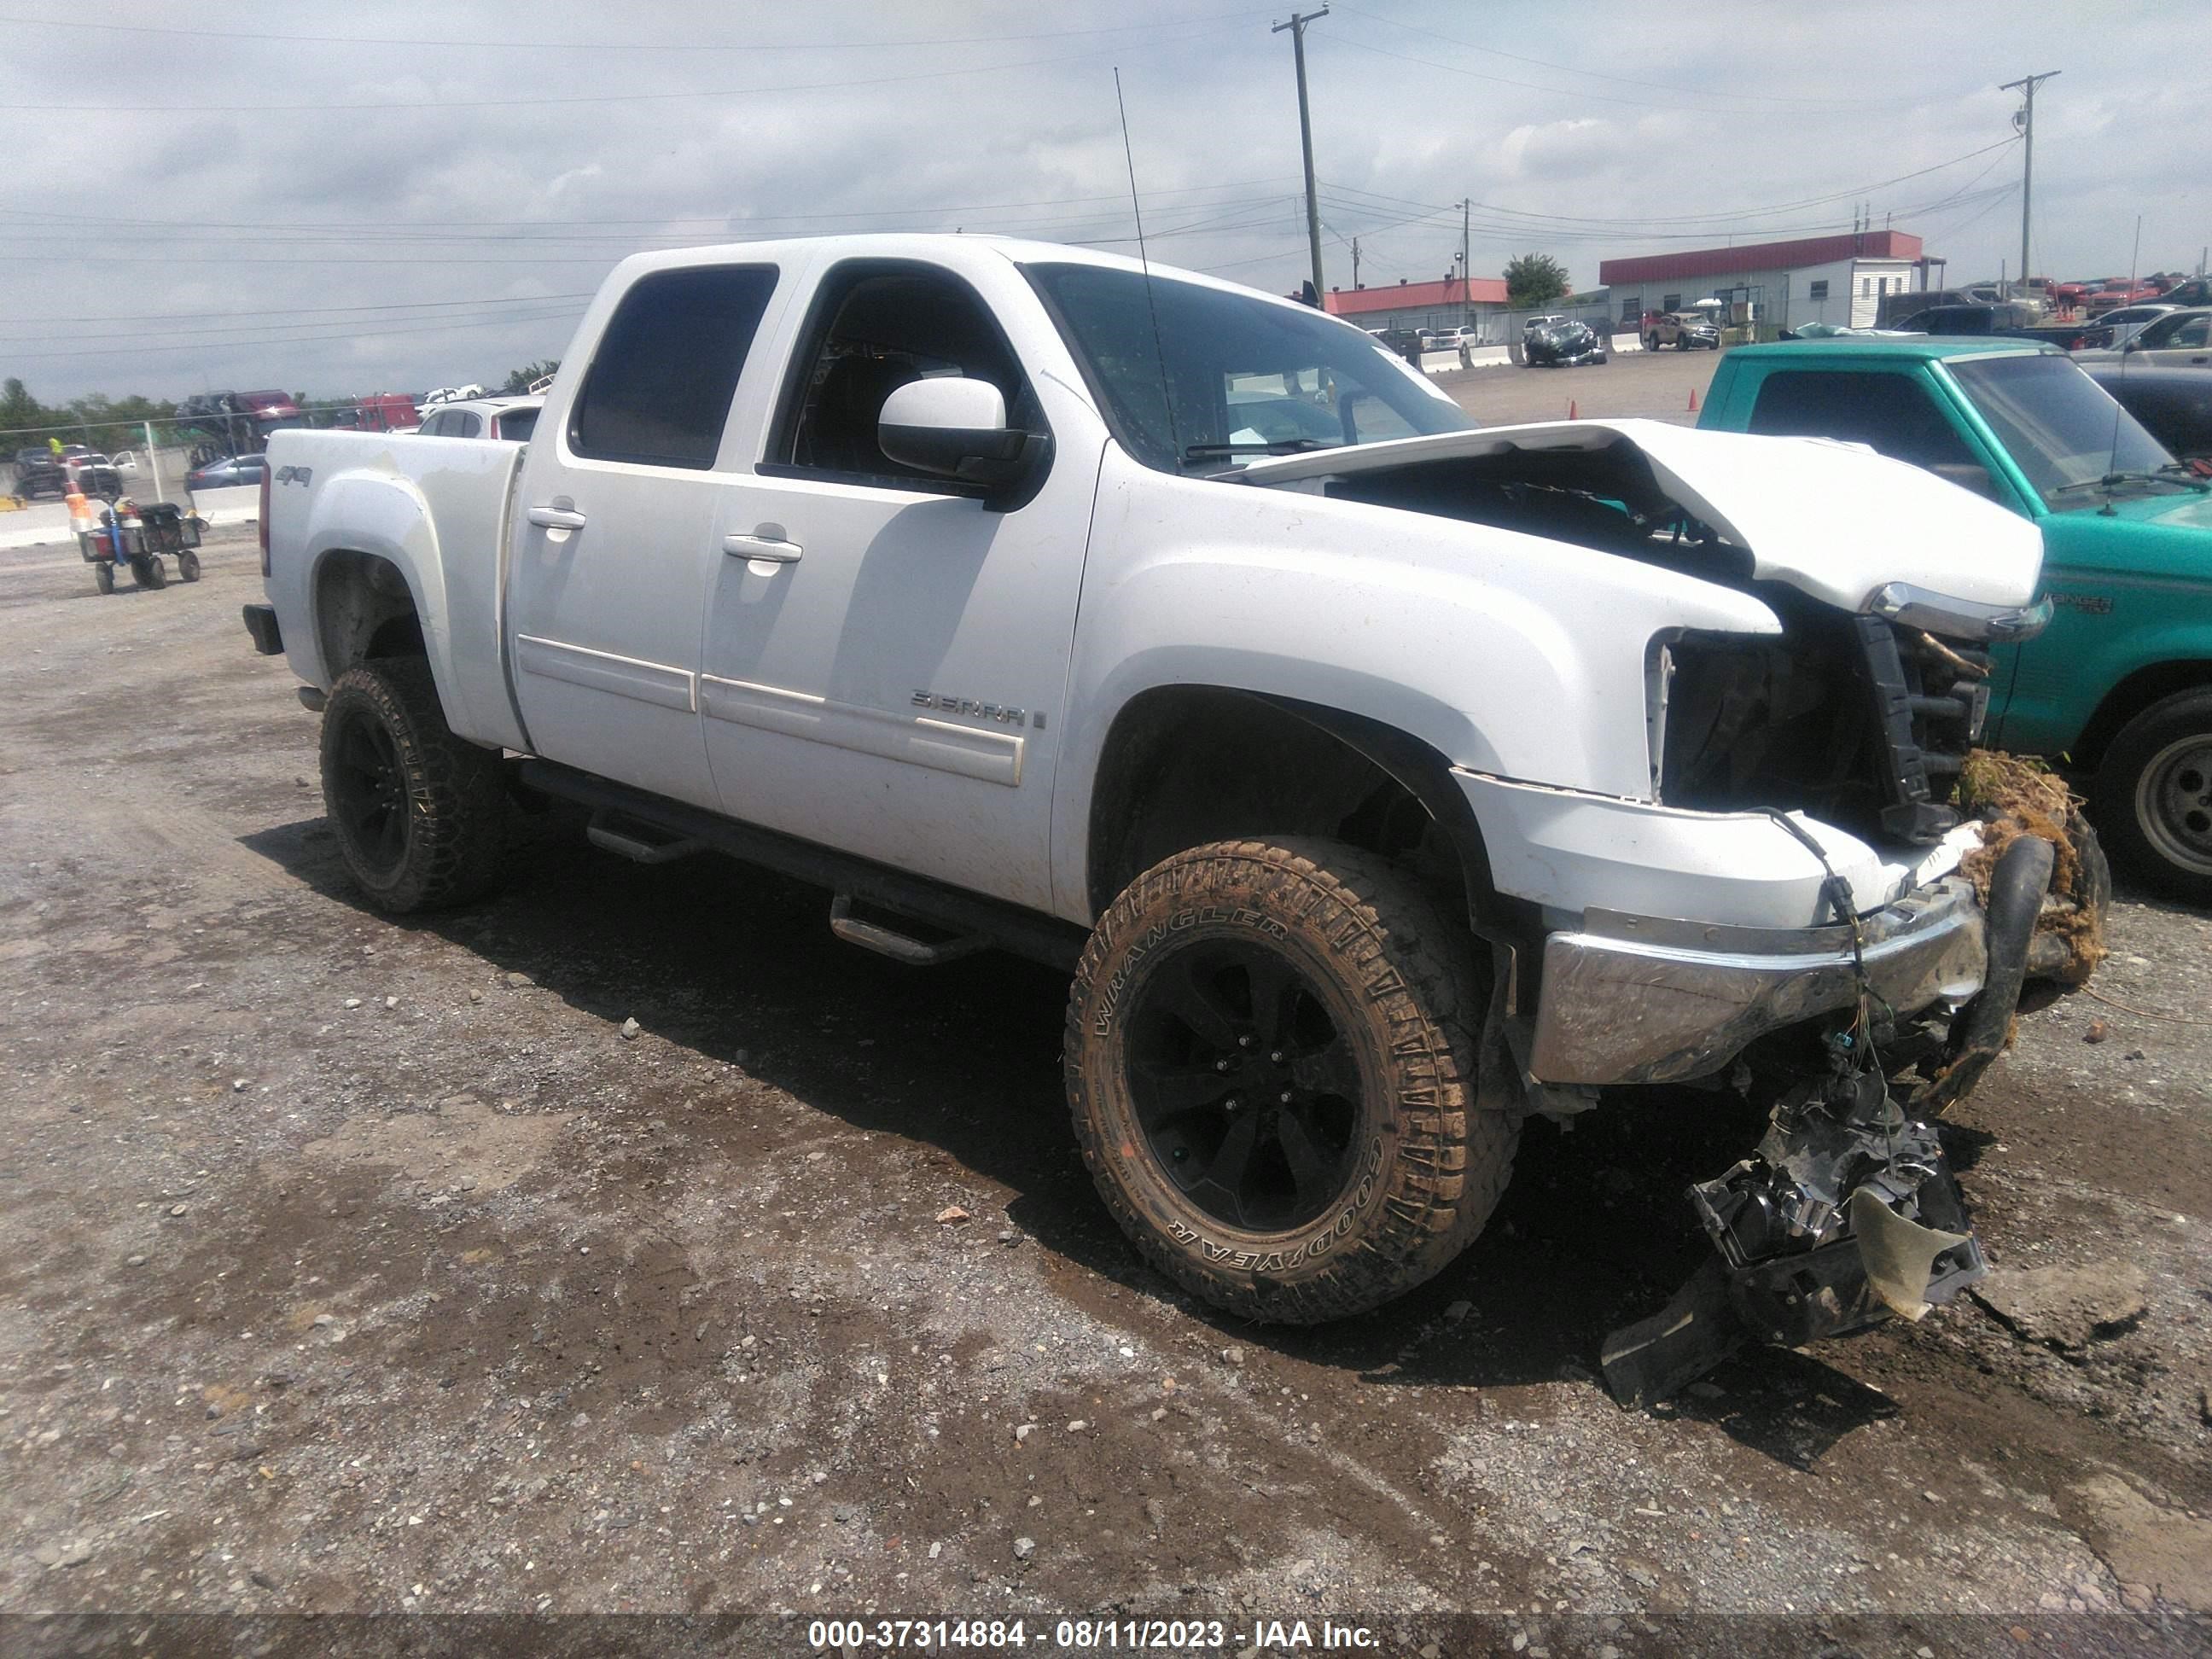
[498,407,540,441]
[569,265,778,469]
[1746,368,1979,471]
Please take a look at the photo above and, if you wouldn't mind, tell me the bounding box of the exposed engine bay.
[1314,434,2108,1404]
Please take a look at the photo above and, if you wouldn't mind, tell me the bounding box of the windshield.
[1948,353,2175,506]
[1025,261,1470,471]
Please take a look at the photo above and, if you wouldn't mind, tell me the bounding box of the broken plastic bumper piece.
[1601,1064,1988,1409]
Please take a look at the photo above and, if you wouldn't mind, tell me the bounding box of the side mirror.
[878,378,1028,488]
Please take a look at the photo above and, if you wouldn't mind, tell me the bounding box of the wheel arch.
[2074,658,2212,774]
[1079,684,1502,933]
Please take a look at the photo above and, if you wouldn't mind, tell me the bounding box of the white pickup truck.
[246,235,2102,1398]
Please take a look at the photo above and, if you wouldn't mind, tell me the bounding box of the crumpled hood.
[1233,418,2045,613]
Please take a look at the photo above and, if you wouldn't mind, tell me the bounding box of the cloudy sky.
[1,1,2201,403]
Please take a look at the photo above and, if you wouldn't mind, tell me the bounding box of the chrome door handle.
[527,504,587,531]
[723,533,802,564]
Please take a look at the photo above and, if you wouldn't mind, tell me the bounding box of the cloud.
[0,0,2200,399]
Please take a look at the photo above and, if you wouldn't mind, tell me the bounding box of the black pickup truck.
[1888,303,2103,350]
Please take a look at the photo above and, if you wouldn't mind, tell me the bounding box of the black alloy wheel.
[328,702,411,883]
[1125,938,1362,1232]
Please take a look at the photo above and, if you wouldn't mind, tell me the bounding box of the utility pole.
[1273,7,1329,306]
[2000,71,2059,299]
[1459,198,1471,329]
[1350,236,1361,288]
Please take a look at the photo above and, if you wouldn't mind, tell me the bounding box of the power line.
[0,6,1274,54]
[0,179,1294,235]
[0,306,589,363]
[0,25,1256,113]
[1330,0,1931,108]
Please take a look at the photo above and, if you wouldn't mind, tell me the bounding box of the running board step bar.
[586,809,706,865]
[830,894,987,967]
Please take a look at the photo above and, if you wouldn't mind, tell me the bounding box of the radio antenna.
[1115,67,1182,463]
[2100,212,2143,516]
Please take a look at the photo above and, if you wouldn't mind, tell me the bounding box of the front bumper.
[1529,876,1988,1086]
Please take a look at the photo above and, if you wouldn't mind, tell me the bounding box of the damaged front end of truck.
[1237,419,2110,1400]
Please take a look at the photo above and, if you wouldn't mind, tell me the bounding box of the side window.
[417,410,448,437]
[499,407,540,441]
[454,410,484,439]
[774,262,1036,488]
[1746,369,1992,490]
[569,265,778,469]
[2172,317,2212,348]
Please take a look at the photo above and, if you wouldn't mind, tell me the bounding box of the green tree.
[503,359,560,395]
[1504,253,1570,311]
[0,377,46,439]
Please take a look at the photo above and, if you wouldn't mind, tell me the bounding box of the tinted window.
[498,407,540,440]
[777,263,1034,486]
[454,410,484,439]
[1746,369,1981,473]
[571,265,778,469]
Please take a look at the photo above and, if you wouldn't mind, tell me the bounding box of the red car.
[2086,281,2161,316]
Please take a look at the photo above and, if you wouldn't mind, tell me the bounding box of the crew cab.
[1699,337,2212,900]
[244,236,2101,1394]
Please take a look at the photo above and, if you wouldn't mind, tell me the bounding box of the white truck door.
[699,258,1095,914]
[508,263,783,812]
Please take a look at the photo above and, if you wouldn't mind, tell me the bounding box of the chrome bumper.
[1528,876,1988,1086]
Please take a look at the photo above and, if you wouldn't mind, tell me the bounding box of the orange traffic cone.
[1568,399,1578,420]
[1687,386,1700,414]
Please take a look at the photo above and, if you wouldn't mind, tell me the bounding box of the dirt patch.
[300,1095,578,1195]
[2,530,2209,1627]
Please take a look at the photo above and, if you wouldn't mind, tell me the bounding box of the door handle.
[723,532,802,564]
[527,504,587,531]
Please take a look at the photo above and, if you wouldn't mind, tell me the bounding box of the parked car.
[2081,303,2180,349]
[1644,311,1718,352]
[412,395,543,441]
[1522,317,1607,366]
[246,236,2101,1400]
[1698,338,2212,899]
[2157,276,2212,309]
[2085,282,2163,317]
[12,446,67,499]
[65,452,123,498]
[420,384,489,406]
[2069,307,2212,370]
[1370,327,1426,364]
[186,453,268,491]
[2087,367,2212,469]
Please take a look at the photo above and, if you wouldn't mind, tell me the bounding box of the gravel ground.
[3,512,2209,1652]
[1438,344,1720,428]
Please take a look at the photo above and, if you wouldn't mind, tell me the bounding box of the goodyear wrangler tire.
[319,656,505,913]
[1065,837,1516,1324]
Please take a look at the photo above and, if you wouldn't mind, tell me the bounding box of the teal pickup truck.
[1699,339,2212,901]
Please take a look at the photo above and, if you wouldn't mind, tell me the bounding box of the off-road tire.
[1065,837,1516,1324]
[177,549,201,582]
[94,560,114,595]
[319,656,505,912]
[2093,689,2212,905]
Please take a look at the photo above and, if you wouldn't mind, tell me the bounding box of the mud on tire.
[1065,837,1516,1324]
[319,656,505,912]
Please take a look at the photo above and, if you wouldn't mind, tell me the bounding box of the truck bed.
[260,428,531,754]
